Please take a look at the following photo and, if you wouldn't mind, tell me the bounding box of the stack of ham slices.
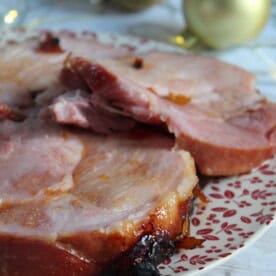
[0,31,275,276]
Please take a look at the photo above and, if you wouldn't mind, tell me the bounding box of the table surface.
[5,0,276,275]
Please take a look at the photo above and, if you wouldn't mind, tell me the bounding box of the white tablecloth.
[5,0,276,275]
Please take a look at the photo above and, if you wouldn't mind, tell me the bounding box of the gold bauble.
[111,0,161,12]
[183,0,271,48]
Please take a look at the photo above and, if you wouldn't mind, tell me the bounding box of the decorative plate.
[159,159,276,275]
[93,33,276,275]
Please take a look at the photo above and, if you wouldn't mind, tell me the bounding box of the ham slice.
[0,30,129,108]
[0,116,197,275]
[55,53,276,176]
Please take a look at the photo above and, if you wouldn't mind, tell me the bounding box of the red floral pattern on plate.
[158,158,276,275]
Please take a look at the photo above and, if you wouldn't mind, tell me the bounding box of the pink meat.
[56,54,276,176]
[50,90,136,133]
[1,30,275,176]
[0,30,129,107]
[0,117,197,275]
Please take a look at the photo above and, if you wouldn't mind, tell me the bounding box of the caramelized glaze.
[36,33,64,54]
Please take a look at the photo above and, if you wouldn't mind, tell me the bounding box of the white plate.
[92,33,276,275]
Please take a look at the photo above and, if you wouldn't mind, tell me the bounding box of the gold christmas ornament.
[183,0,271,48]
[110,0,161,12]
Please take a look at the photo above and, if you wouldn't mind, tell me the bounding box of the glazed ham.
[0,117,197,275]
[0,30,129,108]
[0,31,200,275]
[54,53,276,176]
[51,90,136,133]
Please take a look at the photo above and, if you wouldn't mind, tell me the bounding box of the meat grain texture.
[0,31,198,276]
[0,30,275,275]
[55,52,276,176]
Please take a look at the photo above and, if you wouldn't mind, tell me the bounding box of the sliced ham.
[1,29,275,275]
[0,115,197,275]
[0,30,129,107]
[0,32,200,275]
[51,90,136,133]
[3,31,274,176]
[55,54,276,175]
